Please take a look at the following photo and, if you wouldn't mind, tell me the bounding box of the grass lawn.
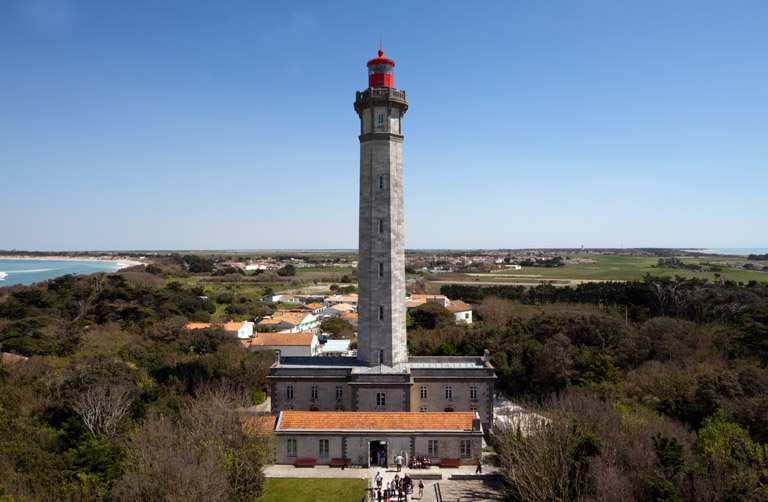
[257,478,368,502]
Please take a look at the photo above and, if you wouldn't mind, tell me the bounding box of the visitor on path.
[476,457,482,474]
[376,472,383,489]
[395,454,404,472]
[418,480,424,499]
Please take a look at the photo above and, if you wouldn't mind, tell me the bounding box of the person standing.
[475,457,482,474]
[395,454,403,472]
[418,480,424,499]
[376,472,383,490]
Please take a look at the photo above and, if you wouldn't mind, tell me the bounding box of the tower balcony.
[354,87,408,114]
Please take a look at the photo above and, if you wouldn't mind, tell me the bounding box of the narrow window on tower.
[378,219,384,234]
[379,350,384,364]
[378,114,384,127]
[336,385,343,401]
[378,306,384,321]
[379,175,384,190]
[378,263,384,278]
[311,385,318,401]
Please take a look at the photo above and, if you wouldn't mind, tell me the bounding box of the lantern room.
[367,50,395,88]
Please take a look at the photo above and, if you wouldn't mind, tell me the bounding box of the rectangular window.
[379,175,384,190]
[420,386,428,400]
[376,393,386,407]
[470,386,477,401]
[379,306,384,321]
[336,385,343,401]
[378,263,384,277]
[379,350,384,364]
[319,439,329,458]
[460,440,471,458]
[445,386,452,400]
[286,385,294,400]
[419,406,428,412]
[378,219,384,234]
[378,114,384,127]
[287,438,297,457]
[311,385,318,401]
[428,440,439,457]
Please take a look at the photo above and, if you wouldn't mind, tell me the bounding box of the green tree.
[320,318,354,337]
[409,302,454,330]
[276,264,296,277]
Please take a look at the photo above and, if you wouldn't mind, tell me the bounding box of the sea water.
[0,259,127,287]
[696,248,768,256]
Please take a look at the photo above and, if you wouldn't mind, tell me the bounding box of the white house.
[257,311,318,333]
[447,301,473,324]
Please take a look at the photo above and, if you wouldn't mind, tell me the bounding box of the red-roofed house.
[241,332,319,357]
[256,411,482,467]
[446,301,473,324]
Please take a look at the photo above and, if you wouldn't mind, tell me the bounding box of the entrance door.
[369,440,388,468]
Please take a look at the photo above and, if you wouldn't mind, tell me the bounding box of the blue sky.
[1,0,766,251]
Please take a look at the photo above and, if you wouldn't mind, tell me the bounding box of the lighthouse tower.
[354,50,409,367]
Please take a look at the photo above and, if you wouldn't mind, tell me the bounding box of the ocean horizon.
[0,259,128,287]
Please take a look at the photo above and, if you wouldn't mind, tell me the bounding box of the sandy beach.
[0,255,145,269]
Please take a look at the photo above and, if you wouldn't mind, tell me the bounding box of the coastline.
[0,256,144,269]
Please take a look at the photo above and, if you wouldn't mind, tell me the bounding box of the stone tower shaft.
[354,80,408,367]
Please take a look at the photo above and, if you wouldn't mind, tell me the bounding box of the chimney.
[275,349,281,366]
[472,417,481,431]
[483,349,490,366]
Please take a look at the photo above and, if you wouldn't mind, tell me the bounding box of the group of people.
[409,455,432,469]
[374,472,425,501]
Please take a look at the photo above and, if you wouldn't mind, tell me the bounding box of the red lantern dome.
[366,49,395,88]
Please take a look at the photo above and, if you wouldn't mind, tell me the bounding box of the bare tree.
[70,384,133,438]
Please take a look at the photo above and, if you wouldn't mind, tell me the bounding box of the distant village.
[184,292,472,359]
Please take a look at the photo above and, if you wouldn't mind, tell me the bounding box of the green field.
[256,478,368,502]
[427,254,768,288]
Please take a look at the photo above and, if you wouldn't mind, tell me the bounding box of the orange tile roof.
[222,322,247,331]
[447,301,472,312]
[257,318,283,325]
[2,353,28,363]
[241,415,277,435]
[327,303,355,312]
[340,312,358,319]
[252,332,315,346]
[184,322,213,330]
[271,310,313,325]
[306,302,326,310]
[277,411,476,431]
[410,294,447,300]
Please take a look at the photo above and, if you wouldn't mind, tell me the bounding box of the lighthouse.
[354,50,409,367]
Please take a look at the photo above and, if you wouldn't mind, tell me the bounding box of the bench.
[440,459,461,468]
[296,458,317,467]
[331,458,351,468]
